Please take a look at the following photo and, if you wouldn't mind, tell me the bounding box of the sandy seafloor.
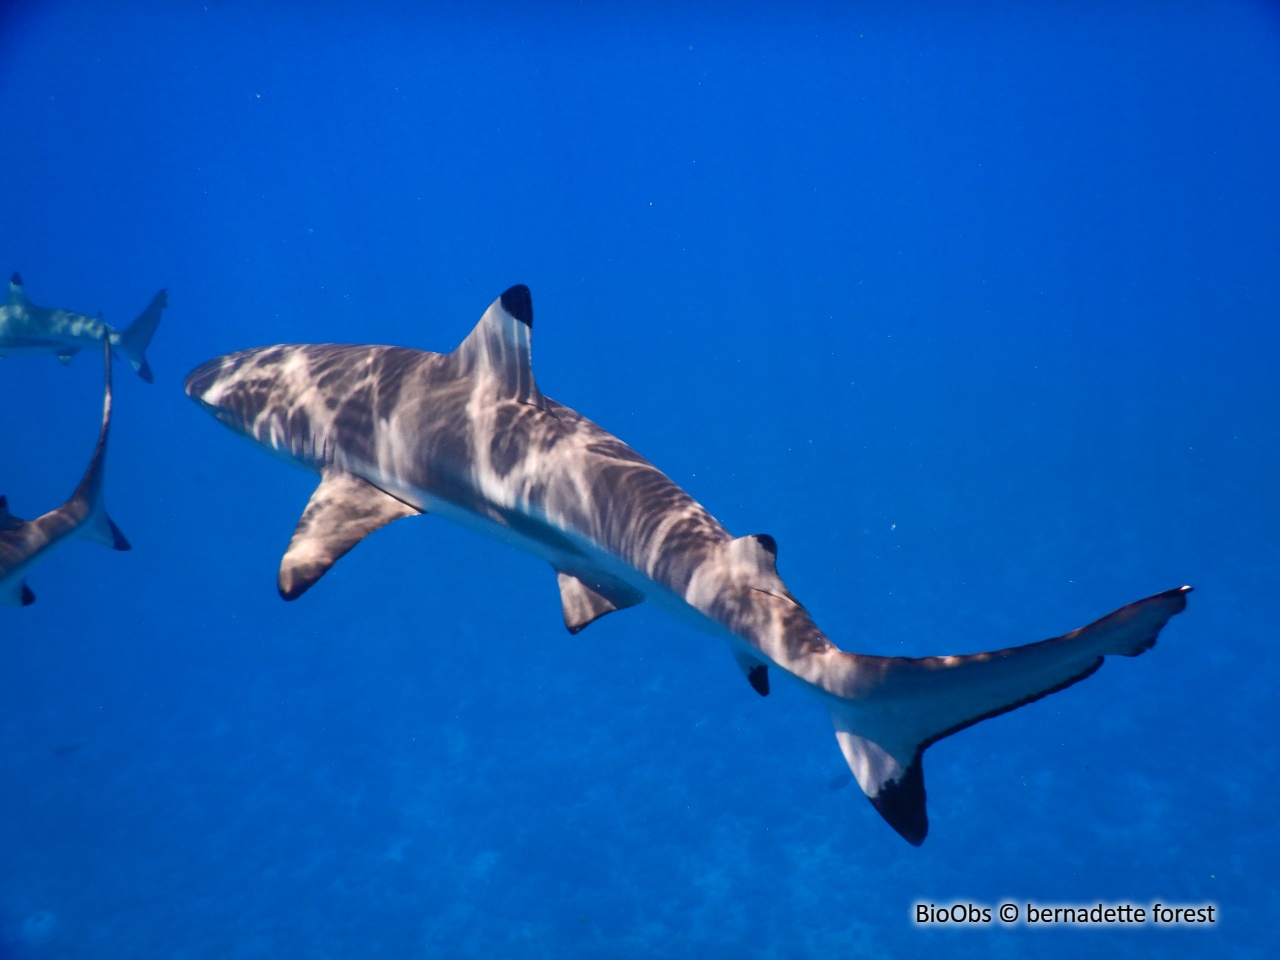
[0,2,1277,957]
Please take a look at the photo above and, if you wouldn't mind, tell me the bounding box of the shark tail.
[72,340,131,551]
[111,289,168,383]
[828,586,1190,844]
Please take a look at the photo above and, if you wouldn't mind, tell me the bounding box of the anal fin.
[555,569,643,634]
[1,580,36,606]
[279,470,420,600]
[731,648,771,696]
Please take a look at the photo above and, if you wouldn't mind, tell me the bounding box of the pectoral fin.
[555,569,643,634]
[278,470,419,600]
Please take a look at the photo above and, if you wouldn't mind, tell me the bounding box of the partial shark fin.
[79,511,131,551]
[725,533,801,605]
[555,569,643,634]
[72,340,130,551]
[451,285,544,407]
[278,470,420,600]
[731,648,771,696]
[828,586,1191,845]
[0,579,36,606]
[112,289,167,383]
[0,495,23,530]
[5,272,28,307]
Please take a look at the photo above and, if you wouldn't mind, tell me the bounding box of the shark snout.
[183,355,253,431]
[183,354,250,412]
[183,357,224,403]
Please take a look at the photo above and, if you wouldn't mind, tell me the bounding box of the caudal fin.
[829,586,1191,844]
[72,340,131,551]
[112,289,168,383]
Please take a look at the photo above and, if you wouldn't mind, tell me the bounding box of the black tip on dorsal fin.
[10,272,22,285]
[869,753,928,846]
[500,284,533,328]
[753,533,777,558]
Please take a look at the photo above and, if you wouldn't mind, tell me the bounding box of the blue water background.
[1,2,1276,956]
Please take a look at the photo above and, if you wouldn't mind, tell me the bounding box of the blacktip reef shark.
[1,273,167,382]
[184,285,1190,844]
[1,340,130,606]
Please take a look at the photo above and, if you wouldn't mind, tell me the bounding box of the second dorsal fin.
[451,285,543,407]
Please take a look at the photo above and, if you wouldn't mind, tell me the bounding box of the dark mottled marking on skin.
[315,363,351,393]
[584,437,652,466]
[333,386,376,462]
[370,348,421,421]
[500,284,533,327]
[490,403,532,478]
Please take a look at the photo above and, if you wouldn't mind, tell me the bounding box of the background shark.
[0,340,130,606]
[184,286,1190,845]
[0,273,167,382]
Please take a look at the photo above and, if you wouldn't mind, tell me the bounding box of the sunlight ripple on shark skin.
[183,285,1191,845]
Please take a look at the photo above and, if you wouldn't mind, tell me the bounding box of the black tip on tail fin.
[832,586,1191,844]
[869,754,928,846]
[106,515,131,551]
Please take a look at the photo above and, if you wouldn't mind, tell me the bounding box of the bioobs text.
[915,903,990,924]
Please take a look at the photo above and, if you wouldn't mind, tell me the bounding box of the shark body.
[184,285,1189,844]
[1,340,130,606]
[1,273,167,382]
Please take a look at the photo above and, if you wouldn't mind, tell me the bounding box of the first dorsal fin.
[451,285,543,407]
[278,470,420,600]
[6,272,28,307]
